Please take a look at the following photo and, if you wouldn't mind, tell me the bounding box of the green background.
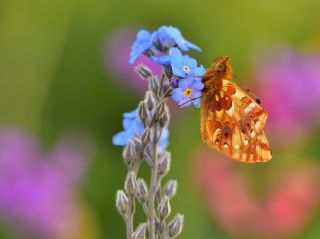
[0,0,319,238]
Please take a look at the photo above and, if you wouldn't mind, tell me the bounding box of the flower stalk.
[115,65,182,239]
[114,25,204,239]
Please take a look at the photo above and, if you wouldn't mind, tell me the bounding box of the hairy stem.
[126,194,134,239]
[148,127,161,239]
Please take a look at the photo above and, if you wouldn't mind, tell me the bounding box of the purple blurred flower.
[0,129,90,238]
[254,49,320,142]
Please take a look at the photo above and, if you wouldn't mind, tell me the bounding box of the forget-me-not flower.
[129,30,153,64]
[112,108,169,150]
[152,26,201,52]
[129,26,201,64]
[151,48,206,78]
[172,77,204,108]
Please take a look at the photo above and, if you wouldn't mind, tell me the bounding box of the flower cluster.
[130,26,205,108]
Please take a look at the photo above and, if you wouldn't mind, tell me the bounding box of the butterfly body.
[200,56,272,163]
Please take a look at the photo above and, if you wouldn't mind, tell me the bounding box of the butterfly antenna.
[179,95,205,107]
[245,88,262,104]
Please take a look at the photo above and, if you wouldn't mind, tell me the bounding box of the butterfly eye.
[216,64,226,72]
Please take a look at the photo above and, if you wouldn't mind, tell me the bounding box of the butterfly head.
[212,56,232,77]
[203,56,232,83]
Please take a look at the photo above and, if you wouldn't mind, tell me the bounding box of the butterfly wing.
[200,79,272,163]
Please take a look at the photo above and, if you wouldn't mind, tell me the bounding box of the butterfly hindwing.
[200,78,272,163]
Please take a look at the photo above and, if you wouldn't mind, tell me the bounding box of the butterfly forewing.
[200,57,272,163]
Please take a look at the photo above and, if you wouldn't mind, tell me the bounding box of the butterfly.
[200,56,272,163]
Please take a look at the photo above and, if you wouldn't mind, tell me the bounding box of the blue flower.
[151,48,206,78]
[153,26,201,52]
[129,30,153,64]
[129,26,201,64]
[112,108,169,150]
[172,77,204,108]
[169,48,206,78]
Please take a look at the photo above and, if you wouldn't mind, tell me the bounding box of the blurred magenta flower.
[105,27,162,94]
[253,49,320,142]
[0,129,91,238]
[195,148,320,238]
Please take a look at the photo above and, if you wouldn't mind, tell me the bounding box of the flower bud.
[144,147,153,167]
[157,197,171,220]
[144,91,157,111]
[149,76,160,96]
[159,104,170,128]
[132,223,147,239]
[123,137,143,165]
[122,140,135,165]
[135,64,152,80]
[138,102,148,127]
[168,214,184,238]
[158,151,171,176]
[164,180,177,199]
[141,129,151,146]
[125,171,137,195]
[136,179,148,203]
[116,190,129,216]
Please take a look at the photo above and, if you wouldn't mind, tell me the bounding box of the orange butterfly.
[200,56,272,163]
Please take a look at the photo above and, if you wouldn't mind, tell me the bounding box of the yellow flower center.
[184,87,193,97]
[182,66,190,72]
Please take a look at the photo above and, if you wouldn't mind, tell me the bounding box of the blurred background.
[0,0,320,238]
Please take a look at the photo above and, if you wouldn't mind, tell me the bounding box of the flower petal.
[179,96,192,108]
[168,26,189,51]
[192,98,201,108]
[112,131,130,146]
[178,77,193,89]
[183,55,197,68]
[185,41,201,51]
[172,66,186,77]
[150,55,171,65]
[191,80,204,90]
[169,48,183,68]
[172,88,184,102]
[129,30,152,64]
[189,65,206,76]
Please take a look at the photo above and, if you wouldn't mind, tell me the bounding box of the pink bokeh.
[194,148,320,238]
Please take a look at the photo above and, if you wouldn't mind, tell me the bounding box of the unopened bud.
[116,190,129,216]
[158,152,171,176]
[141,130,151,146]
[164,180,177,199]
[135,64,152,80]
[149,77,160,96]
[136,179,148,203]
[155,217,161,235]
[132,223,147,239]
[144,147,153,167]
[158,197,171,220]
[144,91,157,111]
[138,102,148,127]
[125,171,137,195]
[159,104,170,128]
[122,137,143,165]
[168,214,184,238]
